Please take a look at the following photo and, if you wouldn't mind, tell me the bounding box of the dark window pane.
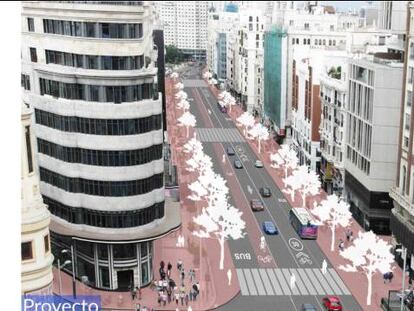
[25,126,34,173]
[22,242,33,260]
[28,18,35,32]
[30,47,37,62]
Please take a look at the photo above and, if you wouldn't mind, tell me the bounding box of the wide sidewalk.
[206,78,407,311]
[53,78,239,311]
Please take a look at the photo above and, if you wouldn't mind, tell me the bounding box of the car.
[255,160,264,168]
[260,187,271,197]
[250,199,264,211]
[301,303,317,311]
[262,221,278,235]
[322,296,343,311]
[234,160,243,169]
[227,147,235,156]
[217,102,227,113]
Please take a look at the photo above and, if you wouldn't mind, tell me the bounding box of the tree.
[283,165,320,207]
[270,145,298,179]
[203,71,212,80]
[193,195,245,270]
[170,72,179,80]
[175,82,184,90]
[175,90,188,100]
[236,112,255,137]
[248,123,269,153]
[177,99,190,111]
[219,91,237,113]
[178,111,196,138]
[209,78,218,85]
[311,195,353,251]
[166,45,185,64]
[283,168,304,203]
[339,231,394,306]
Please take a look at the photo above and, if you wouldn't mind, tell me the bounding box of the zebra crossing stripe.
[236,269,249,296]
[266,269,283,295]
[313,269,335,295]
[243,269,258,295]
[258,269,274,295]
[328,269,351,295]
[322,268,343,295]
[289,269,308,295]
[251,269,267,296]
[304,269,325,295]
[274,269,291,295]
[297,269,317,295]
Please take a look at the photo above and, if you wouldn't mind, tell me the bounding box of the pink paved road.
[204,76,408,311]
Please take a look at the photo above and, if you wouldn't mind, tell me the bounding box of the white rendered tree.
[175,82,184,90]
[203,71,212,80]
[193,195,245,270]
[270,145,299,179]
[209,78,218,85]
[339,231,394,306]
[170,72,179,79]
[248,123,269,153]
[236,112,255,137]
[177,99,190,111]
[283,168,304,202]
[311,195,353,251]
[298,166,321,208]
[175,90,188,100]
[219,91,237,113]
[178,111,196,138]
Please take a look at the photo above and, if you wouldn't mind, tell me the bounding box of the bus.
[289,207,318,239]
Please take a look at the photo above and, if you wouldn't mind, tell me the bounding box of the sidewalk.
[205,77,407,311]
[52,78,239,311]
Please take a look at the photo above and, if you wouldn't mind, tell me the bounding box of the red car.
[250,199,264,211]
[322,296,342,311]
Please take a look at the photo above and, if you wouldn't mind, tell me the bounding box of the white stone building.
[344,54,403,235]
[21,102,54,295]
[21,1,180,291]
[155,1,208,59]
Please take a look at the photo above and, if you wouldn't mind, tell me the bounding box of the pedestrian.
[162,292,167,306]
[338,239,345,251]
[196,282,200,293]
[159,266,165,280]
[188,268,195,283]
[345,229,351,242]
[189,289,193,301]
[290,273,296,289]
[131,286,137,300]
[175,292,180,305]
[160,260,165,270]
[181,269,185,282]
[157,292,162,306]
[163,279,168,291]
[167,262,173,278]
[177,259,183,271]
[180,292,185,305]
[321,259,327,275]
[137,286,142,300]
[227,269,232,286]
[185,293,189,306]
[167,287,172,303]
[135,303,141,311]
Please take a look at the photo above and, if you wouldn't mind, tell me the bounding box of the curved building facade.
[22,1,179,290]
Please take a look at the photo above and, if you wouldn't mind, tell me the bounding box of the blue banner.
[22,295,101,311]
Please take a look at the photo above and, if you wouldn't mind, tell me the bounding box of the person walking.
[321,259,327,275]
[338,239,345,251]
[185,293,189,306]
[180,292,185,306]
[135,303,141,311]
[177,259,183,271]
[345,229,351,242]
[174,292,180,305]
[188,268,195,283]
[137,286,142,300]
[167,262,173,278]
[131,286,137,300]
[290,273,296,290]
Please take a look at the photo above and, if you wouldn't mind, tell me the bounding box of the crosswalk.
[196,128,245,143]
[236,268,351,296]
[182,79,208,87]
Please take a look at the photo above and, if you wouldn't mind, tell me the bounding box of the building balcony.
[389,187,414,217]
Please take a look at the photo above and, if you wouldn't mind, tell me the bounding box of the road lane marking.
[242,269,258,295]
[328,268,351,295]
[274,269,292,295]
[236,269,249,295]
[304,269,325,295]
[313,269,335,295]
[297,268,317,295]
[251,268,267,296]
[266,269,283,295]
[258,269,274,295]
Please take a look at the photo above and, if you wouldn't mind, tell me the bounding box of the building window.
[21,74,30,90]
[28,18,35,32]
[330,25,334,31]
[22,241,33,261]
[304,23,309,30]
[30,48,37,62]
[402,166,407,194]
[44,234,50,253]
[25,126,34,173]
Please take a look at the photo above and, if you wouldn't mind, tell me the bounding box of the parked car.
[234,160,243,169]
[301,303,317,311]
[262,221,278,235]
[255,160,264,168]
[260,187,271,197]
[250,199,264,211]
[217,102,227,113]
[322,296,343,311]
[227,147,235,156]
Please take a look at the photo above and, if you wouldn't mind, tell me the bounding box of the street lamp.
[62,246,77,298]
[58,259,71,295]
[396,246,407,311]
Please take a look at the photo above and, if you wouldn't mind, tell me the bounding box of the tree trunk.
[219,235,225,270]
[285,167,288,180]
[258,138,261,153]
[302,191,306,208]
[186,126,189,138]
[366,269,373,306]
[330,224,336,252]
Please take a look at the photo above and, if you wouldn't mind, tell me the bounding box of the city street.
[178,64,362,311]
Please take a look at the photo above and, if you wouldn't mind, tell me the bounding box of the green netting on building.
[264,25,287,132]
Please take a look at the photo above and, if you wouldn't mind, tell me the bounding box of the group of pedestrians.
[153,260,200,308]
[338,229,354,252]
[129,285,151,311]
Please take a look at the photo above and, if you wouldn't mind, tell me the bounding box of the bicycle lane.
[190,87,277,269]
